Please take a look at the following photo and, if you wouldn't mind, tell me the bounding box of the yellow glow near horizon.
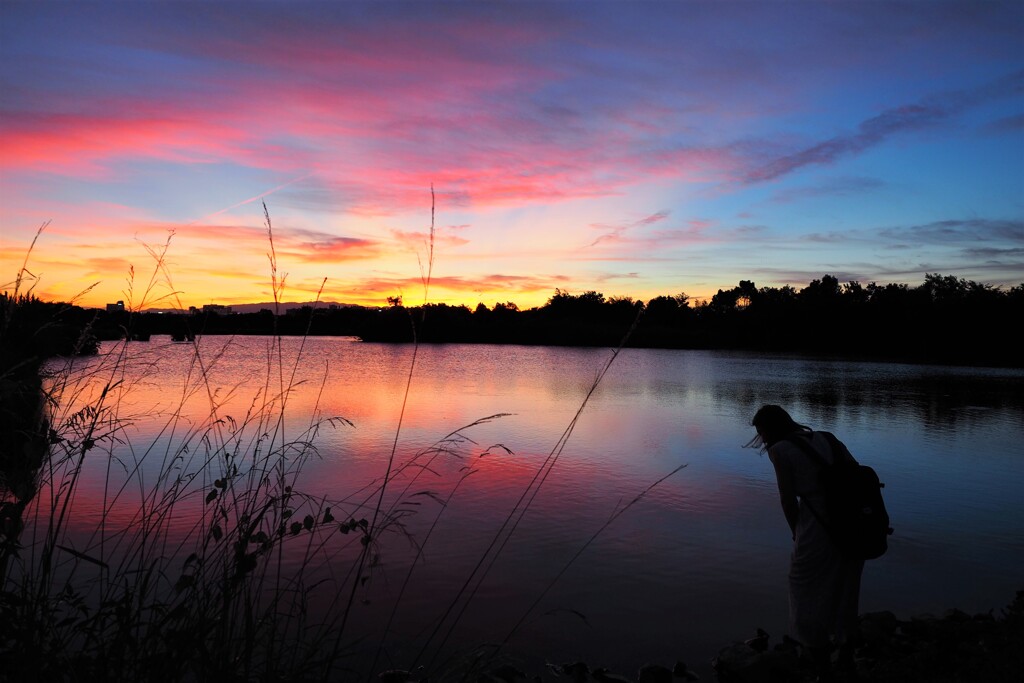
[4,3,1021,312]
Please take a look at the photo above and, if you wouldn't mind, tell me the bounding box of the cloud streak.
[746,70,1024,183]
[880,218,1024,245]
[587,210,671,247]
[3,2,1022,307]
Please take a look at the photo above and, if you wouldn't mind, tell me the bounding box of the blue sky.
[1,1,1022,309]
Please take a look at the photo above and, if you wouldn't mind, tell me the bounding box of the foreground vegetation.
[84,273,1024,368]
[3,209,1019,680]
[2,293,402,679]
[0,213,679,682]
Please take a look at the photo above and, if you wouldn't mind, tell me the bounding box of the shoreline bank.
[461,589,1024,683]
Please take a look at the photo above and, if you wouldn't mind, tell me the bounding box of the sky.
[1,0,1022,311]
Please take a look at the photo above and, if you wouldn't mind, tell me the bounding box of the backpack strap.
[787,431,830,467]
[782,431,834,538]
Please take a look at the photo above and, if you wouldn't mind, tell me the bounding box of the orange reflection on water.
[36,337,646,554]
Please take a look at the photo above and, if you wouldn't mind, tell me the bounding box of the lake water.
[39,336,1024,678]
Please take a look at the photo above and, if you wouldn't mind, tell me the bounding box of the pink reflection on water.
[30,337,1024,678]
[36,337,722,567]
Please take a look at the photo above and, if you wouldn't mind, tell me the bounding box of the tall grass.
[0,202,682,682]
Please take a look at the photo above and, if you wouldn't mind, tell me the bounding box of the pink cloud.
[389,228,470,251]
[282,236,381,263]
[0,112,257,176]
[1,8,744,217]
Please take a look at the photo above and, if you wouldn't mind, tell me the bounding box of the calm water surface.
[43,336,1024,677]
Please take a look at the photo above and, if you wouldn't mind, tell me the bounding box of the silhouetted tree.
[38,274,1019,367]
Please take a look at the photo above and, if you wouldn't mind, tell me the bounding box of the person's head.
[751,404,809,448]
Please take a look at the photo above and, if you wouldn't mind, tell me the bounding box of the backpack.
[786,432,893,560]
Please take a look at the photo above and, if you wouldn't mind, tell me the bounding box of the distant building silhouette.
[200,304,233,315]
[105,300,125,312]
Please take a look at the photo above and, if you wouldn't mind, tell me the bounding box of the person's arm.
[769,450,800,539]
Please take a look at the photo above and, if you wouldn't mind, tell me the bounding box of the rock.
[711,642,802,683]
[710,643,760,682]
[637,663,673,683]
[378,670,411,683]
[944,608,971,622]
[860,610,899,643]
[592,668,634,683]
[550,661,590,683]
[772,635,800,654]
[672,661,699,681]
[484,664,528,683]
[742,628,770,653]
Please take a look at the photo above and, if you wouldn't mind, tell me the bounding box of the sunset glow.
[2,1,1022,310]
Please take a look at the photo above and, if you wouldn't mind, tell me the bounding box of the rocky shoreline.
[711,590,1024,682]
[462,590,1024,683]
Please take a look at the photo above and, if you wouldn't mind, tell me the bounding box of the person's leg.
[789,537,842,650]
[810,644,834,681]
[834,559,865,672]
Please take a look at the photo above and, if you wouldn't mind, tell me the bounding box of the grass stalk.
[413,306,646,674]
[2,195,679,683]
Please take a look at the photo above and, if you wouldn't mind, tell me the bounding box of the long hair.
[750,404,811,449]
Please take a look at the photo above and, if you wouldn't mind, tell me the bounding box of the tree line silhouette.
[355,273,1023,367]
[7,273,1022,368]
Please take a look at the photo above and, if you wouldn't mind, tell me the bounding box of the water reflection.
[34,337,1024,678]
[725,364,1022,440]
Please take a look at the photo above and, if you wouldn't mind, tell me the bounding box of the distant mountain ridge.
[141,301,362,314]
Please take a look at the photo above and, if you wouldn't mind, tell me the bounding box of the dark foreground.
[458,589,1024,683]
[709,592,1024,682]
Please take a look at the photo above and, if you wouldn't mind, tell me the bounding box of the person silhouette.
[750,404,863,680]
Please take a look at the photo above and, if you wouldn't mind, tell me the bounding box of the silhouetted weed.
[1,203,682,683]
